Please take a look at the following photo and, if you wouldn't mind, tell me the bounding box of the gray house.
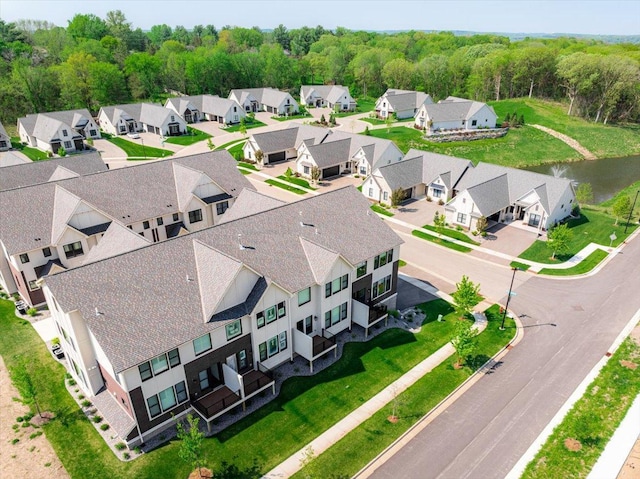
[375,89,434,119]
[229,88,299,116]
[300,85,356,111]
[98,103,188,137]
[165,95,246,126]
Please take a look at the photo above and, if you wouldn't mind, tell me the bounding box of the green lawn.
[224,119,266,132]
[10,137,49,161]
[368,125,581,168]
[294,305,517,478]
[371,204,394,217]
[489,98,640,159]
[214,139,245,151]
[106,137,173,159]
[277,175,316,190]
[0,297,486,478]
[238,162,258,171]
[164,127,211,146]
[518,209,637,263]
[355,97,377,113]
[265,179,307,195]
[522,333,640,479]
[412,230,473,253]
[538,249,608,276]
[227,142,246,159]
[270,112,312,122]
[509,261,532,271]
[421,225,480,245]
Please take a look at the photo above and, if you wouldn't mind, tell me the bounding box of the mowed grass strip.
[412,229,473,253]
[538,249,608,276]
[10,137,49,160]
[371,204,394,217]
[106,137,173,158]
[522,333,640,479]
[0,298,472,478]
[277,175,316,190]
[421,224,480,245]
[265,179,307,194]
[164,127,211,146]
[293,305,516,478]
[518,209,637,264]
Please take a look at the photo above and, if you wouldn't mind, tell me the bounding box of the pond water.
[524,155,640,204]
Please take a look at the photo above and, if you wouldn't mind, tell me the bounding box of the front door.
[529,213,541,227]
[226,354,237,372]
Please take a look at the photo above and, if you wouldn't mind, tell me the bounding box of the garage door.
[322,165,340,178]
[267,151,286,163]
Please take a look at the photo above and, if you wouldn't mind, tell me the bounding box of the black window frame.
[19,253,29,264]
[225,319,242,341]
[298,287,311,306]
[63,241,84,259]
[143,220,150,230]
[42,247,52,258]
[356,261,367,278]
[277,301,286,319]
[157,217,164,226]
[173,213,179,222]
[216,201,229,215]
[139,362,153,382]
[147,394,161,418]
[325,282,332,298]
[168,348,180,367]
[188,209,203,224]
[175,381,187,403]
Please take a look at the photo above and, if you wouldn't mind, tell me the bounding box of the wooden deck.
[193,386,241,419]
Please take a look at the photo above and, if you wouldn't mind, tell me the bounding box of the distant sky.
[1,0,638,36]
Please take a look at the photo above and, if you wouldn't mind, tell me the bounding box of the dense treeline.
[0,11,638,127]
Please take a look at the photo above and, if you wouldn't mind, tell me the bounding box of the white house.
[17,109,101,154]
[42,187,402,447]
[415,96,498,132]
[98,103,188,137]
[0,151,253,307]
[375,89,433,119]
[243,123,328,165]
[0,121,12,151]
[300,85,356,111]
[229,88,299,116]
[165,95,246,126]
[444,162,576,232]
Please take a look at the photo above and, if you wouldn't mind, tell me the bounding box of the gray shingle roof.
[381,89,433,112]
[0,153,107,191]
[44,186,403,373]
[0,121,9,139]
[375,155,425,191]
[82,222,151,264]
[422,98,494,122]
[229,88,294,109]
[251,124,328,153]
[301,85,352,104]
[100,103,181,128]
[218,189,285,224]
[0,152,29,167]
[18,109,95,142]
[302,138,351,168]
[0,151,253,255]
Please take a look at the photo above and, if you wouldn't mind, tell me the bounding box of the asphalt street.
[371,227,640,479]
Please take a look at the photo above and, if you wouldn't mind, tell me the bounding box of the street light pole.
[500,267,519,330]
[141,138,147,160]
[624,190,639,234]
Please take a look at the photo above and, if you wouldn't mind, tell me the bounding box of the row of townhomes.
[243,123,404,179]
[18,109,102,154]
[0,151,252,307]
[40,186,402,446]
[363,149,576,231]
[300,85,357,111]
[98,103,188,137]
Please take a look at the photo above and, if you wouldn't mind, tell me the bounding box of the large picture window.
[193,333,212,355]
[373,275,392,299]
[374,249,394,269]
[63,241,84,259]
[324,302,348,328]
[158,386,176,411]
[325,274,349,298]
[151,354,169,375]
[188,209,203,223]
[298,287,310,306]
[225,320,242,340]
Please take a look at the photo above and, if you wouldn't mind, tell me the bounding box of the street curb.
[505,306,640,479]
[353,309,524,479]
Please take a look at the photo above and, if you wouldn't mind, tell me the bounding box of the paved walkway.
[264,281,488,479]
[531,124,597,160]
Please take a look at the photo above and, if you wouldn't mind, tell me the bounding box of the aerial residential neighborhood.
[0,3,639,479]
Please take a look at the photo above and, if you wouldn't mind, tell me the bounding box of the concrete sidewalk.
[264,306,488,479]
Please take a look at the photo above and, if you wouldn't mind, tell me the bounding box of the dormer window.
[171,115,175,121]
[62,130,68,137]
[63,241,84,259]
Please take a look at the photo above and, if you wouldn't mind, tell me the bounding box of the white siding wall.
[251,284,292,369]
[445,190,475,229]
[213,268,260,315]
[467,105,497,129]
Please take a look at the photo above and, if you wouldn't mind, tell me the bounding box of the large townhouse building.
[0,151,253,306]
[42,187,403,447]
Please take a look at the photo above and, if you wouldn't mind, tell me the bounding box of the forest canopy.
[0,12,638,126]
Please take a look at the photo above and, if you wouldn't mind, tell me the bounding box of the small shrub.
[77,394,85,400]
[426,196,432,202]
[12,293,20,301]
[68,379,76,386]
[26,307,37,317]
[81,400,91,408]
[438,199,444,206]
[74,389,79,393]
[123,452,131,460]
[64,372,72,379]
[16,416,24,422]
[29,431,43,439]
[455,225,463,231]
[389,309,400,318]
[44,463,51,467]
[12,424,19,430]
[133,446,141,454]
[22,421,30,428]
[92,415,103,423]
[51,337,60,346]
[481,231,488,237]
[23,412,33,421]
[114,442,126,451]
[11,438,19,445]
[100,424,110,431]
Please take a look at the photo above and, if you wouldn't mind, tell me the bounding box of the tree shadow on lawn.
[217,329,419,444]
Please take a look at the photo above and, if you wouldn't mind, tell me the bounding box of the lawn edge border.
[353,308,523,479]
[505,306,640,479]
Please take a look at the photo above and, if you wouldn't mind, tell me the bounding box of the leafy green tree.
[254,149,264,164]
[272,24,290,51]
[176,414,205,478]
[57,146,66,157]
[238,117,247,137]
[390,188,406,208]
[124,52,163,99]
[206,138,215,151]
[475,216,488,233]
[433,211,447,234]
[575,183,594,205]
[547,223,573,259]
[382,58,415,90]
[9,360,42,417]
[311,165,321,184]
[451,319,478,368]
[612,195,632,226]
[451,275,481,319]
[88,61,129,108]
[67,14,108,41]
[55,51,95,110]
[147,24,172,48]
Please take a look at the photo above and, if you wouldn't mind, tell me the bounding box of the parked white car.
[127,132,140,139]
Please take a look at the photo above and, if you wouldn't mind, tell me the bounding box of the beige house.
[375,89,433,119]
[300,85,356,111]
[165,95,246,126]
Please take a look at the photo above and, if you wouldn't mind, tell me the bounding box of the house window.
[225,319,242,340]
[368,188,373,197]
[303,166,310,175]
[139,362,153,381]
[19,253,29,264]
[171,115,175,121]
[188,209,203,223]
[62,129,68,137]
[28,280,40,291]
[157,217,164,226]
[198,370,209,390]
[147,395,161,418]
[383,191,389,201]
[325,274,349,298]
[356,261,367,278]
[297,315,313,334]
[193,333,212,355]
[267,336,279,356]
[471,120,477,126]
[89,129,96,137]
[42,247,52,257]
[266,306,277,324]
[277,301,286,319]
[173,213,179,222]
[360,166,367,175]
[63,241,84,259]
[324,302,348,328]
[325,282,332,298]
[456,213,467,224]
[168,348,180,367]
[158,386,177,411]
[279,331,288,351]
[216,201,229,215]
[143,221,150,230]
[151,354,169,375]
[432,188,442,198]
[298,287,310,306]
[64,141,72,149]
[373,275,392,299]
[256,311,265,328]
[175,381,187,403]
[259,342,267,361]
[374,249,394,269]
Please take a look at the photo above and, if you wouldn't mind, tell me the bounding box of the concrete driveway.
[478,222,539,257]
[394,198,446,228]
[93,138,126,161]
